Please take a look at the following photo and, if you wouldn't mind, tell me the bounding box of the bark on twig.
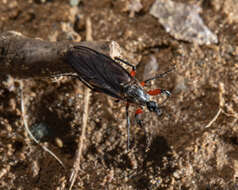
[0,31,114,79]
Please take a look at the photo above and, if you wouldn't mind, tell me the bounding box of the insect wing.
[66,46,132,99]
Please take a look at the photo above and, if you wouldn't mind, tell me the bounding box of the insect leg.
[126,103,130,150]
[148,89,171,104]
[114,57,137,77]
[135,108,143,127]
[135,108,151,150]
[51,73,78,78]
[76,77,96,91]
[114,57,136,70]
[51,73,97,91]
[147,89,171,96]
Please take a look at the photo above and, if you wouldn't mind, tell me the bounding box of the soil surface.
[0,0,238,190]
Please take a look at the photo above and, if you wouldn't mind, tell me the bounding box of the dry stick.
[69,17,93,190]
[0,31,114,79]
[19,80,65,169]
[204,82,224,129]
[204,108,222,128]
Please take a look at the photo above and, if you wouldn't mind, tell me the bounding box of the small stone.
[150,0,218,45]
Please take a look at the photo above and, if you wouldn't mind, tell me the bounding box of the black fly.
[66,46,173,149]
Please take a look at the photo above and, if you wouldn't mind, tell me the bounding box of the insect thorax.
[123,83,150,105]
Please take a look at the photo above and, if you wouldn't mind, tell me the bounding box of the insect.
[66,46,173,149]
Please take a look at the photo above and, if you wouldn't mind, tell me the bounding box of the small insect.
[66,46,173,149]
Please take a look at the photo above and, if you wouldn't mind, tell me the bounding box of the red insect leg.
[148,89,171,97]
[135,108,143,115]
[130,70,136,77]
[140,81,145,86]
[147,89,162,96]
[135,108,143,127]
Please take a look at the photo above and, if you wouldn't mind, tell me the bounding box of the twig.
[19,80,65,169]
[203,82,223,128]
[0,31,114,79]
[69,17,92,190]
[204,108,222,128]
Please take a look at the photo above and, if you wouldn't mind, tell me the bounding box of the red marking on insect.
[135,108,143,115]
[130,70,136,77]
[140,81,145,87]
[147,89,162,96]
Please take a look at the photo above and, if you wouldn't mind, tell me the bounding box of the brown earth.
[0,0,238,189]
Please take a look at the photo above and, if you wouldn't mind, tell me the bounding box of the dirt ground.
[0,0,238,189]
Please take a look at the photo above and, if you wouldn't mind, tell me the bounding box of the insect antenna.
[143,67,175,84]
